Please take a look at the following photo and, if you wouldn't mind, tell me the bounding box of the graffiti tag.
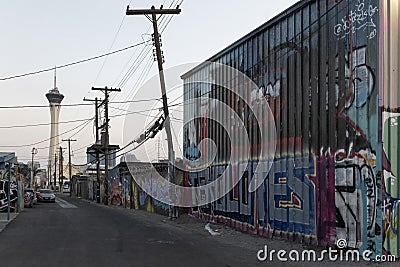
[334,0,378,40]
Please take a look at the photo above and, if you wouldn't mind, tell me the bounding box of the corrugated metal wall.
[381,0,400,258]
[182,0,393,258]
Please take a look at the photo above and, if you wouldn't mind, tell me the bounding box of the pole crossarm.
[126,6,181,16]
[91,87,121,93]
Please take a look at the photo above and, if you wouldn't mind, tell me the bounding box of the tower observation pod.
[46,71,64,181]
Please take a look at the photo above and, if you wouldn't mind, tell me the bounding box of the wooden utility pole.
[62,138,77,196]
[59,146,64,192]
[126,4,181,219]
[48,164,51,189]
[54,153,57,190]
[83,97,101,203]
[30,147,37,188]
[91,87,120,205]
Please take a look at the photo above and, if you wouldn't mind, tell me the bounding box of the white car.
[62,185,70,193]
[37,189,56,203]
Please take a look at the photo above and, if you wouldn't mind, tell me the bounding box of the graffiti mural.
[109,179,122,206]
[129,163,184,215]
[262,157,316,235]
[0,179,18,212]
[334,146,379,249]
[182,0,390,259]
[383,112,400,257]
[333,43,380,254]
[334,0,378,40]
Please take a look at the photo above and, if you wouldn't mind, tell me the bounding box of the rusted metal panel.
[182,0,392,259]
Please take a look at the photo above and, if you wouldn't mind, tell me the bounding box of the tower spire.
[54,66,57,90]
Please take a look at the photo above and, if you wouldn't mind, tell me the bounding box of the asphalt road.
[0,194,262,267]
[1,195,396,267]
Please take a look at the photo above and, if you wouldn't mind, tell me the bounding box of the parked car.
[25,188,37,205]
[24,189,34,208]
[35,191,41,200]
[62,184,70,194]
[37,189,56,203]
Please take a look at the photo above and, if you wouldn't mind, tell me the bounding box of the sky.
[0,0,298,168]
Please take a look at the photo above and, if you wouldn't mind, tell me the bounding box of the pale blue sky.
[0,0,298,167]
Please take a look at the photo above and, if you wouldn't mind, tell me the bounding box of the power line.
[112,0,175,90]
[0,99,168,129]
[0,102,183,149]
[0,118,94,148]
[108,0,182,115]
[0,117,93,129]
[111,55,155,116]
[106,0,184,117]
[93,0,134,85]
[0,41,146,81]
[0,103,92,109]
[109,105,182,122]
[0,98,161,109]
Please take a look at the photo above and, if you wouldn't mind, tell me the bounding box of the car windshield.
[39,189,53,194]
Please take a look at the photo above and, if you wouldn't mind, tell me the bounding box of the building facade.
[182,0,399,259]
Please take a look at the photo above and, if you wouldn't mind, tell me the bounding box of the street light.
[31,148,38,188]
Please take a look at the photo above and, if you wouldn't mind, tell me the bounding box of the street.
[0,195,263,267]
[1,195,397,267]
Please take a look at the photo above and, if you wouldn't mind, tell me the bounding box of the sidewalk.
[0,212,19,234]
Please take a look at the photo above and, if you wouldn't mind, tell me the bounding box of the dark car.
[37,189,56,203]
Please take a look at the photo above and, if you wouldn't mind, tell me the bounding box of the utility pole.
[83,97,101,203]
[54,153,57,190]
[126,5,181,219]
[59,146,64,192]
[30,147,37,188]
[156,136,161,162]
[91,87,120,205]
[48,164,51,189]
[62,138,77,196]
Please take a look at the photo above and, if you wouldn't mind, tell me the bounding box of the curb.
[0,213,19,234]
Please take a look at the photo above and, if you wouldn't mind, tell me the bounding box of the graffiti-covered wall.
[130,163,185,215]
[182,0,392,258]
[381,0,400,258]
[0,169,19,212]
